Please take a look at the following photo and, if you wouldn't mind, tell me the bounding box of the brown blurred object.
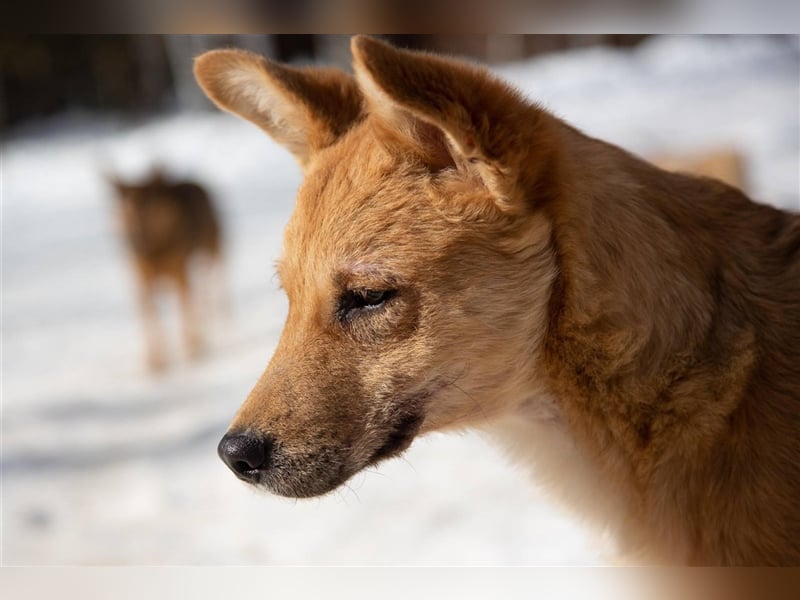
[638,567,800,600]
[0,0,686,35]
[382,34,648,63]
[109,168,225,372]
[652,148,749,192]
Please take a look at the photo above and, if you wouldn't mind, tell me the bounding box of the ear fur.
[351,35,560,211]
[103,171,128,195]
[194,49,363,169]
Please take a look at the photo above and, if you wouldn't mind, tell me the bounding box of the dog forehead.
[300,128,395,203]
[289,135,427,237]
[277,122,461,297]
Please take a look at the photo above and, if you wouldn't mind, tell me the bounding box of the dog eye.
[338,288,396,322]
[361,289,388,305]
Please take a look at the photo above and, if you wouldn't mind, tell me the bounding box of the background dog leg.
[211,252,231,334]
[176,266,204,360]
[138,277,167,372]
[196,251,231,348]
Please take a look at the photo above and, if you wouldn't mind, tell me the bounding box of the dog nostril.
[217,433,272,479]
[233,460,251,473]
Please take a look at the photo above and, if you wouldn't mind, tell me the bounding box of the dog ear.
[194,49,363,169]
[351,35,559,212]
[103,171,129,196]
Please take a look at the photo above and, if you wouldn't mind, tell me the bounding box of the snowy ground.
[2,35,798,565]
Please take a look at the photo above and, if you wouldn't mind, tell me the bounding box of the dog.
[110,168,224,371]
[194,36,799,565]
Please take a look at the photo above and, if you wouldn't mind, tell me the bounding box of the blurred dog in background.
[109,168,225,371]
[653,148,748,192]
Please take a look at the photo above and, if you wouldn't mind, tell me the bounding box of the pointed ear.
[103,171,128,195]
[194,49,363,169]
[351,35,559,212]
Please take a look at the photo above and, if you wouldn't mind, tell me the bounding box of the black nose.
[217,433,272,481]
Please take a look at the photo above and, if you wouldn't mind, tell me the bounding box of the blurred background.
[2,34,799,565]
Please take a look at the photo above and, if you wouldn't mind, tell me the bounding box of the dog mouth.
[238,411,425,498]
[253,414,423,498]
[367,412,425,465]
[239,385,442,498]
[365,381,451,465]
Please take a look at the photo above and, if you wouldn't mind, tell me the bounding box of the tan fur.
[195,36,800,564]
[111,169,224,371]
[653,148,748,192]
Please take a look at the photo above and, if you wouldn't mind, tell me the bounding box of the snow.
[2,35,798,565]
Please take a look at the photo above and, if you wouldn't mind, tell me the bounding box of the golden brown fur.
[111,169,224,370]
[653,148,748,191]
[195,36,800,564]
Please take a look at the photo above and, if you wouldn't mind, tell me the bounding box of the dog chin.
[256,469,353,499]
[256,416,425,499]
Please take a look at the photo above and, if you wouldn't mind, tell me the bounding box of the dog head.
[109,169,183,257]
[195,36,560,497]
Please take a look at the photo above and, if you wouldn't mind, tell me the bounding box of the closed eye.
[338,288,397,323]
